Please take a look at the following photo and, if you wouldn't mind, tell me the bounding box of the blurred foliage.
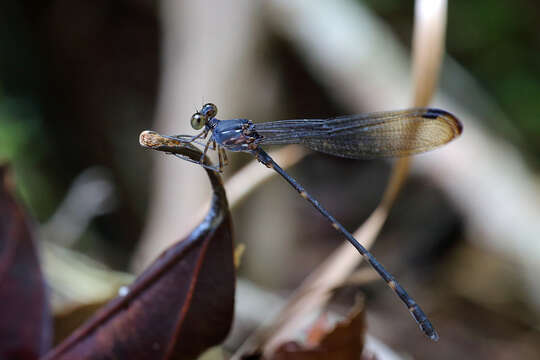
[0,1,59,217]
[0,0,159,268]
[364,0,540,160]
[0,98,58,218]
[0,0,538,266]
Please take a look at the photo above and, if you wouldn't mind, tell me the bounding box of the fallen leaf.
[269,299,366,360]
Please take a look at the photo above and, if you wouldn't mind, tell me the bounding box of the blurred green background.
[366,0,540,157]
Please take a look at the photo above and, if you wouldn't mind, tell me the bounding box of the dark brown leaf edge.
[43,157,235,360]
[268,298,366,360]
[0,165,53,360]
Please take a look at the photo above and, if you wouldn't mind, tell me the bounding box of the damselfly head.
[191,103,217,130]
[190,112,206,130]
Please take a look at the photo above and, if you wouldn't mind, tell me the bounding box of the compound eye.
[201,103,217,119]
[190,112,206,130]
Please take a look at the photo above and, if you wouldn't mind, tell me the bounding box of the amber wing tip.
[454,116,464,136]
[423,108,463,137]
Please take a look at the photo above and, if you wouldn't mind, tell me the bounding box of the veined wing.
[253,108,462,159]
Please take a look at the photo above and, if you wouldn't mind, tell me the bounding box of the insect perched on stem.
[141,103,462,341]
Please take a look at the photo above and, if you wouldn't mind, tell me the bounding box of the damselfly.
[142,103,462,340]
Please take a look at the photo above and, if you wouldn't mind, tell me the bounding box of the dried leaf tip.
[139,130,160,148]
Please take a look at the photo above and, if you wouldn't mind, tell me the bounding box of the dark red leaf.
[44,167,235,360]
[269,299,366,360]
[0,165,52,359]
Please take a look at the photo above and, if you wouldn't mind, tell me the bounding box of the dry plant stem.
[244,0,449,356]
[346,267,383,287]
[412,0,447,107]
[361,0,447,266]
[175,145,307,243]
[224,145,306,207]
